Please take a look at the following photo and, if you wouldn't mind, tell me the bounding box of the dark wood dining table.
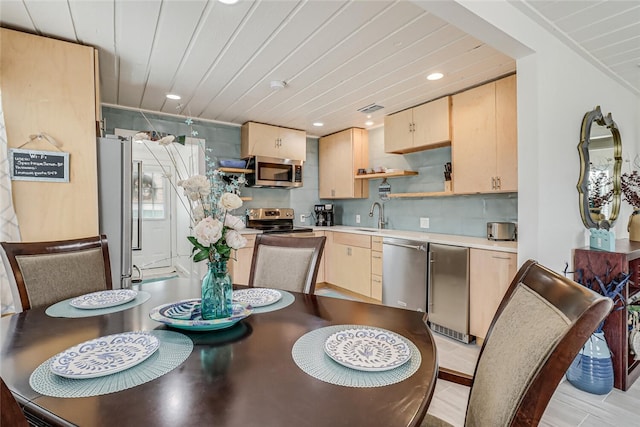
[0,278,438,426]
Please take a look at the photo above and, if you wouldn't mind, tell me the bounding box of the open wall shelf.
[354,170,417,179]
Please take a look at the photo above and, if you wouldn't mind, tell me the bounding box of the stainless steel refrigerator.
[97,135,133,289]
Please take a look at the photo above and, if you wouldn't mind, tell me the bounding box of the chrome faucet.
[369,202,386,229]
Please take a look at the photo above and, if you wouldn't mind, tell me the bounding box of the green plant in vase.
[566,264,630,394]
[179,173,247,320]
[131,112,248,320]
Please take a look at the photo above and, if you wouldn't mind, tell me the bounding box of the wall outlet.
[300,214,306,223]
[420,217,430,229]
[356,214,361,224]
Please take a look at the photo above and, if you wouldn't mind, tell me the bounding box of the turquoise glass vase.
[201,261,233,320]
[566,331,614,395]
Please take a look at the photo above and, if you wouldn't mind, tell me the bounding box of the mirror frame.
[577,105,622,229]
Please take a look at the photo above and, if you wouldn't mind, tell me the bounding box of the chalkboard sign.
[9,149,70,183]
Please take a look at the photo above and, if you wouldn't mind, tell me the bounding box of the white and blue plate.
[233,288,282,308]
[149,299,252,331]
[324,327,412,372]
[69,289,138,310]
[50,332,159,379]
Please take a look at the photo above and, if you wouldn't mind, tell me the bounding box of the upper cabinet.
[319,128,369,199]
[451,75,517,194]
[241,121,306,161]
[384,96,451,154]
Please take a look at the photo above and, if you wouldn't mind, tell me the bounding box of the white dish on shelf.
[324,327,411,372]
[50,332,159,379]
[69,289,138,309]
[233,288,282,308]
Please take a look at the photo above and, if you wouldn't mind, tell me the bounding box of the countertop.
[242,225,517,253]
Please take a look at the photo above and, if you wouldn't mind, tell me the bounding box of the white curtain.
[0,90,21,315]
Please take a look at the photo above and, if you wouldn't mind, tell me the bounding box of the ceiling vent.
[357,103,384,114]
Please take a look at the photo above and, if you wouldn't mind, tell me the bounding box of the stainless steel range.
[246,208,313,234]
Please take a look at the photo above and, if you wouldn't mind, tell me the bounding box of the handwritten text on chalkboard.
[9,149,70,183]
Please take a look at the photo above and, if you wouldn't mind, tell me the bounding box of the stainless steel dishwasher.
[382,237,428,312]
[428,243,471,343]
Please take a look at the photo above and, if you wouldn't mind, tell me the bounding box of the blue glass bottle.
[566,332,614,395]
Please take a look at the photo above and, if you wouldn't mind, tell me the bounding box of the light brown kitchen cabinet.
[384,96,451,154]
[319,128,369,199]
[469,249,517,340]
[1,28,100,242]
[329,232,371,297]
[451,75,517,194]
[371,235,383,301]
[241,121,306,161]
[229,234,257,286]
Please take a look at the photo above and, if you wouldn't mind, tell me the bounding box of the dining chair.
[247,234,326,294]
[0,235,113,312]
[423,259,614,427]
[1,377,28,426]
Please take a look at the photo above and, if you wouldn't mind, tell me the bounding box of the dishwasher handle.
[383,239,427,251]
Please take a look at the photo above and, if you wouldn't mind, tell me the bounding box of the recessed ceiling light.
[427,72,444,81]
[313,122,324,127]
[270,80,286,90]
[166,94,181,100]
[218,0,239,4]
[365,120,374,126]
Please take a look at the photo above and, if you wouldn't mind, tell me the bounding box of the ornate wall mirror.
[577,106,622,229]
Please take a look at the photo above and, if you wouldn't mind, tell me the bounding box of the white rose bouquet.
[178,170,247,263]
[131,114,248,265]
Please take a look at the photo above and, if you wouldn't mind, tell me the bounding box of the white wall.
[418,0,640,273]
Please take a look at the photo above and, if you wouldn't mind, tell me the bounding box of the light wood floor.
[314,286,640,426]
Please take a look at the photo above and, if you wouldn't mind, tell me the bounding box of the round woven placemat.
[45,291,152,318]
[291,324,421,388]
[30,330,193,398]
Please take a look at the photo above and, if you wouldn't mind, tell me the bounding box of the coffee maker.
[314,204,334,226]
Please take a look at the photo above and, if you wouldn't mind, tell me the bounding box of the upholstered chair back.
[248,235,325,294]
[465,261,612,426]
[423,260,613,427]
[1,235,112,312]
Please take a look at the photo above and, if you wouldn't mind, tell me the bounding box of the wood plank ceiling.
[0,0,636,136]
[516,0,639,97]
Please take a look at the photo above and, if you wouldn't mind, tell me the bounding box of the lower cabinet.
[469,249,517,340]
[229,234,256,286]
[329,232,372,297]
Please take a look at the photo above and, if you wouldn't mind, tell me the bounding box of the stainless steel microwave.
[245,156,303,188]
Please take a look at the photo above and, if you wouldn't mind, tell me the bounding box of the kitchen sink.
[353,228,398,234]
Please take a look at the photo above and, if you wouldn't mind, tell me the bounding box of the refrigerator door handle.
[121,140,134,287]
[133,161,143,251]
[428,251,434,312]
